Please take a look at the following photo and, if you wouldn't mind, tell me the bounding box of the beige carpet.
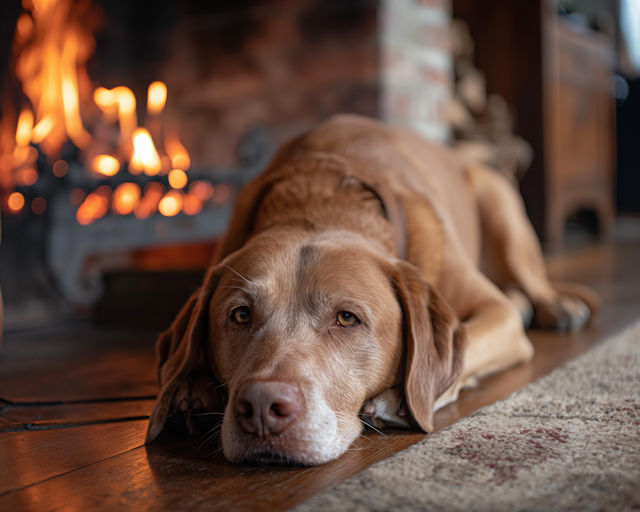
[295,321,640,512]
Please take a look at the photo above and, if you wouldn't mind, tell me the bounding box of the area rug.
[295,320,640,512]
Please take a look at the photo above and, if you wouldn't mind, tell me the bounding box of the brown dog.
[145,114,600,465]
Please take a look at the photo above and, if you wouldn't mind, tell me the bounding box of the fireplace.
[0,0,453,327]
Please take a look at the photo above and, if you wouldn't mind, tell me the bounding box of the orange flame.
[147,81,167,115]
[14,0,95,156]
[111,182,140,215]
[134,181,165,219]
[158,189,183,217]
[76,185,110,225]
[168,169,187,189]
[130,128,161,176]
[164,134,190,171]
[94,86,137,141]
[8,191,25,213]
[91,154,120,176]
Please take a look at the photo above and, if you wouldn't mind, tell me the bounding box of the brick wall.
[162,0,380,168]
[380,0,453,142]
[157,0,452,168]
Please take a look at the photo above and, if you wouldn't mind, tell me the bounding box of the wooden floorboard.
[0,325,158,402]
[1,238,638,511]
[0,399,155,431]
[0,420,147,496]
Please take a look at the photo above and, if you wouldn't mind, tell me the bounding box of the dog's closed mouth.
[241,448,305,467]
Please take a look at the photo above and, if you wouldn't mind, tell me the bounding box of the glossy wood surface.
[1,239,639,511]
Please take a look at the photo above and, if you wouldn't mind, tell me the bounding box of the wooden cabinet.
[454,0,616,243]
[544,16,615,243]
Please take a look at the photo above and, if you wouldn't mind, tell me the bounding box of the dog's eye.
[232,306,251,325]
[336,311,359,327]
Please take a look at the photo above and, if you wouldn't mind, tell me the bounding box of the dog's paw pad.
[361,386,412,429]
[533,296,591,333]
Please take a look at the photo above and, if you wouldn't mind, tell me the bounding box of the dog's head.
[146,231,466,465]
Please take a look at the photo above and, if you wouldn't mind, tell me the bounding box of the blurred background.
[0,0,637,333]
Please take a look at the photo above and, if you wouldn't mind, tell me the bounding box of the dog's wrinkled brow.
[295,244,317,283]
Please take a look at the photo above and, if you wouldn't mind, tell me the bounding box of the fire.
[168,169,187,189]
[8,192,25,213]
[94,86,137,141]
[15,109,34,146]
[158,190,184,217]
[182,194,203,216]
[165,134,190,171]
[147,82,167,115]
[1,0,199,223]
[189,180,214,202]
[134,182,165,220]
[91,155,120,176]
[112,183,140,215]
[130,128,161,176]
[76,185,110,225]
[14,0,95,156]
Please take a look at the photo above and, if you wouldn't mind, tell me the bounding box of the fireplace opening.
[0,0,402,330]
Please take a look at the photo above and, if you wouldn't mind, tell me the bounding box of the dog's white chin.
[220,393,361,466]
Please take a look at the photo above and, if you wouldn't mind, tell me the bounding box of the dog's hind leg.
[468,164,600,332]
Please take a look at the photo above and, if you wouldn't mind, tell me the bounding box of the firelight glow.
[158,190,184,217]
[94,86,138,141]
[165,135,191,171]
[147,82,167,115]
[92,155,120,176]
[76,188,111,225]
[168,169,187,189]
[112,182,141,215]
[131,128,161,176]
[15,108,34,146]
[8,191,25,213]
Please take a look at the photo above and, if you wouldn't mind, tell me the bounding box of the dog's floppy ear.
[393,261,467,433]
[145,265,224,443]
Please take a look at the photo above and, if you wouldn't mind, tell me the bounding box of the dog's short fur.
[145,115,600,465]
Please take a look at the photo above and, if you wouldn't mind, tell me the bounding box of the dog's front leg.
[435,270,535,410]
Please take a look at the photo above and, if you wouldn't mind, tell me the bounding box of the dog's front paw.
[361,385,412,430]
[532,295,591,333]
[169,367,225,435]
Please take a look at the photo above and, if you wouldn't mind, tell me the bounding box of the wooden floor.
[1,236,639,511]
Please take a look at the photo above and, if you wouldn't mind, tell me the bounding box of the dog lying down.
[145,114,600,465]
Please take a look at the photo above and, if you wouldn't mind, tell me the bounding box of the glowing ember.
[168,169,187,189]
[131,128,161,176]
[91,155,120,176]
[112,182,141,215]
[182,194,203,216]
[76,188,110,225]
[133,182,165,219]
[31,197,47,214]
[19,167,39,186]
[52,160,68,177]
[189,180,214,202]
[158,190,184,217]
[147,82,167,115]
[8,192,25,213]
[134,182,165,220]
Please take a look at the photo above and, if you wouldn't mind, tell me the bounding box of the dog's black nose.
[235,380,300,437]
